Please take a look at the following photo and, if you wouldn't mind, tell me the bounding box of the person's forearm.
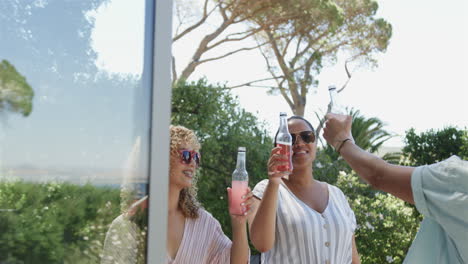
[230,221,249,264]
[339,141,383,187]
[250,180,279,252]
[351,234,361,264]
[340,140,415,204]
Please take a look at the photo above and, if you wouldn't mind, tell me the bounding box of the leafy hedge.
[335,172,420,263]
[0,181,121,263]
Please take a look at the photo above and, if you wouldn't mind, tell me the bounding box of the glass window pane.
[0,0,151,263]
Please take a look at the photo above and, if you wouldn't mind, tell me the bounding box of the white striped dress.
[253,179,357,264]
[166,208,235,264]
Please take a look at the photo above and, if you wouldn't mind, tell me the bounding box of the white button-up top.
[253,179,357,264]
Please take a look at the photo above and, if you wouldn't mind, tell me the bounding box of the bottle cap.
[328,85,336,91]
[238,147,246,152]
[280,112,287,116]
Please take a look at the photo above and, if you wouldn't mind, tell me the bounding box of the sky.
[174,0,468,147]
[83,0,468,148]
[0,0,149,183]
[1,0,467,180]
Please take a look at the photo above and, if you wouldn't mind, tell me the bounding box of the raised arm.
[352,234,361,264]
[248,181,279,252]
[247,147,288,252]
[323,113,415,204]
[228,188,254,264]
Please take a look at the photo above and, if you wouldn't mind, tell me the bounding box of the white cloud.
[88,0,145,76]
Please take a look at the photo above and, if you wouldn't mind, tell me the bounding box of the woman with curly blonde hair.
[167,125,253,264]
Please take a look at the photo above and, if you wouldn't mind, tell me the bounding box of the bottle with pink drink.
[229,147,249,216]
[275,112,293,174]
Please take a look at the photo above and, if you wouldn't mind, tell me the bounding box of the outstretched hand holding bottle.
[270,112,293,181]
[227,147,254,264]
[323,112,354,152]
[267,146,291,184]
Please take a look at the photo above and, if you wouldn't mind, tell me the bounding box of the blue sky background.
[0,0,149,184]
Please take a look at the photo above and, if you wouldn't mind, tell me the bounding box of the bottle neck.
[235,151,246,170]
[279,115,289,133]
[329,89,337,105]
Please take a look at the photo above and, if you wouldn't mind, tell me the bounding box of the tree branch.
[177,13,236,81]
[172,56,177,85]
[314,110,327,147]
[173,0,217,42]
[292,35,304,63]
[290,29,334,68]
[300,51,318,96]
[225,76,285,89]
[206,27,263,50]
[198,42,269,64]
[257,40,283,83]
[266,30,301,111]
[338,60,354,93]
[257,43,294,109]
[277,83,295,111]
[224,84,279,90]
[282,34,296,59]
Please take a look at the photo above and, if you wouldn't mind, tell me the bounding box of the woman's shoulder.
[196,208,221,226]
[254,179,269,188]
[324,182,348,202]
[252,179,269,198]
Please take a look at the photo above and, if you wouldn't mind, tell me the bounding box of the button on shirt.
[404,156,468,264]
[253,180,357,264]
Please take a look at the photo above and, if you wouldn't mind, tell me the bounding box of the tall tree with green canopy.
[0,60,34,117]
[230,0,392,116]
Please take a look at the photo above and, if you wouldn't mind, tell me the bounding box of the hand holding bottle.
[229,147,249,216]
[267,146,291,184]
[324,112,354,151]
[274,112,293,175]
[227,187,254,223]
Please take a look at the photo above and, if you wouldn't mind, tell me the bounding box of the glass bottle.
[328,85,345,114]
[229,147,249,215]
[275,112,293,174]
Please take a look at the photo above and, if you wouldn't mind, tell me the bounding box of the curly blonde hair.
[170,125,201,219]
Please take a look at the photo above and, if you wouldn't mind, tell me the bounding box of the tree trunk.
[293,99,305,117]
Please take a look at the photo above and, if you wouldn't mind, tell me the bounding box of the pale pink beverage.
[276,142,292,173]
[229,180,249,215]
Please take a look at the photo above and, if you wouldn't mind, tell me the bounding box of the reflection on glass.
[0,0,149,263]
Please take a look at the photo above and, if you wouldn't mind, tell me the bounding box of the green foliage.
[314,148,349,183]
[0,181,121,263]
[402,127,468,166]
[335,172,421,264]
[0,60,34,116]
[171,79,272,240]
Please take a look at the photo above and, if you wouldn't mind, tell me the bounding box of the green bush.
[335,172,421,264]
[403,127,468,166]
[0,181,121,263]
